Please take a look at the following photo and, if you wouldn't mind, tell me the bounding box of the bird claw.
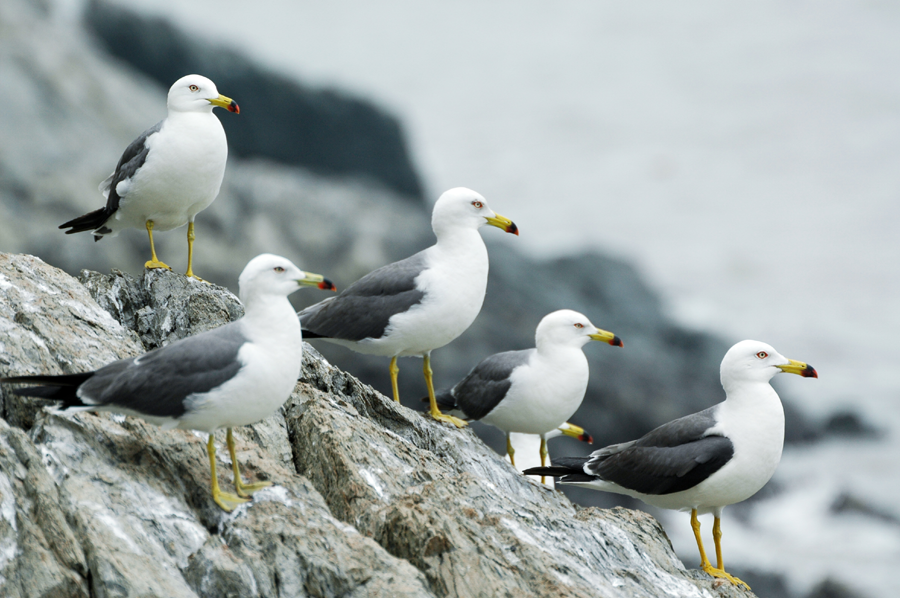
[235,480,272,498]
[213,490,250,512]
[144,260,172,271]
[701,563,750,590]
[431,411,468,428]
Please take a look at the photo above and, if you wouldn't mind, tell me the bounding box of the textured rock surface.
[0,253,435,597]
[0,253,759,597]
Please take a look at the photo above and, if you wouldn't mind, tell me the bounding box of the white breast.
[361,231,489,357]
[177,314,302,433]
[480,348,589,435]
[115,112,227,232]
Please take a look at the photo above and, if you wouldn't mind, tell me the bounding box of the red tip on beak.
[802,364,818,378]
[319,279,336,292]
[610,336,623,347]
[579,433,594,444]
[228,101,240,114]
[507,222,519,236]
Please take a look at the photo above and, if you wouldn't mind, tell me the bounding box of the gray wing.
[98,120,164,219]
[299,250,427,342]
[79,321,247,419]
[586,406,734,495]
[453,349,533,420]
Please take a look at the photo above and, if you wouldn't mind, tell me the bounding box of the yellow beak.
[558,422,593,444]
[299,272,336,291]
[589,328,623,347]
[776,358,818,378]
[484,213,519,235]
[208,94,240,114]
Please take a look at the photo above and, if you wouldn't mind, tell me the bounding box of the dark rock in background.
[806,579,870,598]
[821,409,880,439]
[84,0,424,200]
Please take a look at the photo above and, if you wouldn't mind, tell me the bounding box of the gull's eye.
[756,351,768,359]
[574,323,584,329]
[189,84,200,92]
[274,266,285,273]
[472,200,484,209]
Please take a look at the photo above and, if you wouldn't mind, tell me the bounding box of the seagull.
[2,254,335,512]
[524,340,818,589]
[59,74,239,279]
[298,187,518,428]
[430,309,621,479]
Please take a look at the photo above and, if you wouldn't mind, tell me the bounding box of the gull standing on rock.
[59,74,239,279]
[431,309,622,476]
[298,187,518,427]
[524,340,817,589]
[2,254,335,512]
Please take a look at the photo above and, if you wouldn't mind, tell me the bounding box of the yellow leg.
[713,516,724,570]
[539,436,549,484]
[184,221,205,281]
[144,220,171,270]
[227,428,271,498]
[207,433,249,511]
[690,509,749,589]
[390,356,400,403]
[424,353,467,428]
[506,434,516,467]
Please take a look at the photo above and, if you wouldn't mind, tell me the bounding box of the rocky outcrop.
[0,252,756,597]
[84,0,425,199]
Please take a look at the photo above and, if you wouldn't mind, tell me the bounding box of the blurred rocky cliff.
[0,0,816,519]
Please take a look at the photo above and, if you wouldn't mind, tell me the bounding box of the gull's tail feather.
[59,207,113,238]
[523,457,595,482]
[2,373,93,408]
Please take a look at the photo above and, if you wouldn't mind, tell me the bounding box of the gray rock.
[1,254,435,597]
[78,267,244,351]
[0,257,761,597]
[0,253,142,429]
[287,343,754,598]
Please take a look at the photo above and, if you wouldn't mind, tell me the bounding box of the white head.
[534,309,622,350]
[167,74,240,114]
[431,187,518,239]
[238,254,334,305]
[720,339,817,393]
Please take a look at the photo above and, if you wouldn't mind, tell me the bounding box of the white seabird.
[432,309,621,477]
[59,74,240,279]
[524,339,818,589]
[298,187,518,428]
[2,254,335,512]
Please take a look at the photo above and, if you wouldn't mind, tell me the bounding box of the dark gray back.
[81,321,247,418]
[454,349,533,421]
[299,251,428,342]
